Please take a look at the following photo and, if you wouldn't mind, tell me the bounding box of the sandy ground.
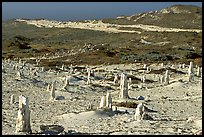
[16,19,202,33]
[2,60,202,135]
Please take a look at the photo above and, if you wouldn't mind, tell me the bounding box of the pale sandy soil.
[2,60,202,135]
[16,19,202,33]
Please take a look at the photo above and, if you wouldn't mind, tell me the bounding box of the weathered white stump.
[188,62,194,74]
[70,66,73,74]
[128,77,132,89]
[113,74,119,85]
[12,64,16,70]
[197,66,201,77]
[33,69,38,76]
[10,94,15,104]
[141,75,146,83]
[146,67,149,72]
[106,93,112,109]
[160,75,164,83]
[50,81,56,100]
[135,103,145,121]
[178,64,182,69]
[18,59,22,64]
[143,64,147,69]
[87,68,91,85]
[99,95,106,108]
[182,63,185,69]
[47,83,51,92]
[112,106,117,111]
[164,70,170,85]
[63,77,69,90]
[16,95,31,133]
[41,67,44,72]
[119,73,129,99]
[87,102,93,110]
[15,71,23,80]
[188,62,194,82]
[161,63,164,67]
[61,64,64,70]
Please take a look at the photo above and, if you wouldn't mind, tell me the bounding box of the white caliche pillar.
[128,77,132,89]
[143,64,147,69]
[99,95,106,109]
[197,66,201,77]
[161,63,164,67]
[41,67,45,72]
[47,83,51,92]
[160,75,164,83]
[164,70,170,85]
[119,73,129,99]
[50,80,56,100]
[141,75,146,83]
[106,93,112,110]
[16,95,31,133]
[134,103,145,121]
[63,77,69,90]
[113,74,119,85]
[61,64,64,70]
[182,63,185,69]
[10,94,15,104]
[15,71,23,80]
[87,68,91,85]
[188,62,194,82]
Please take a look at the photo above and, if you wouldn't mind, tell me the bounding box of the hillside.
[102,5,202,29]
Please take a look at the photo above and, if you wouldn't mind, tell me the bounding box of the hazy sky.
[2,2,202,21]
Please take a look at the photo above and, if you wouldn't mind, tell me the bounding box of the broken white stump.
[164,70,170,85]
[33,70,38,76]
[87,68,91,85]
[119,73,129,99]
[99,95,106,108]
[160,75,164,83]
[69,66,73,74]
[141,75,146,83]
[188,62,194,74]
[146,66,150,72]
[197,66,201,77]
[178,64,182,70]
[161,63,164,67]
[18,59,22,64]
[15,71,23,80]
[87,102,93,110]
[113,74,119,85]
[50,81,56,100]
[47,83,51,92]
[12,64,16,70]
[112,106,117,111]
[16,95,31,133]
[41,67,45,72]
[10,94,15,104]
[61,64,64,70]
[128,77,132,89]
[63,77,69,90]
[143,64,147,69]
[134,103,145,121]
[106,93,112,110]
[182,63,185,69]
[188,62,194,82]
